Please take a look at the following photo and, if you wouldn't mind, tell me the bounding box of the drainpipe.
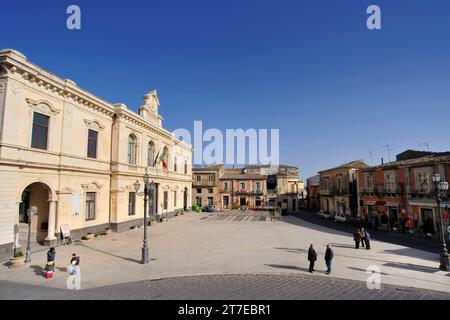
[108,114,116,228]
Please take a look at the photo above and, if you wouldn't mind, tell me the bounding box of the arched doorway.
[19,182,54,245]
[183,187,188,211]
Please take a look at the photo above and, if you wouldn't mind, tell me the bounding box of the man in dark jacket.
[308,244,317,273]
[353,229,362,249]
[325,245,334,274]
[360,228,366,248]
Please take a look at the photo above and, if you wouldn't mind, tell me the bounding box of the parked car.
[202,205,218,213]
[345,216,373,228]
[334,212,348,223]
[318,211,333,219]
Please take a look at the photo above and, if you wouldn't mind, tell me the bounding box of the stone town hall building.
[0,49,192,259]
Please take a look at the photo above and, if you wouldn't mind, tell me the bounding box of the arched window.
[128,134,137,165]
[147,141,155,167]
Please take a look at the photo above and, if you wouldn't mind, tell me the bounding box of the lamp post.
[24,206,37,264]
[432,173,449,271]
[134,173,153,265]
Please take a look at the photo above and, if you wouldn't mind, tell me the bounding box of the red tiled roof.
[363,152,450,171]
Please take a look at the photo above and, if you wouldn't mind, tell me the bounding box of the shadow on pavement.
[30,265,46,277]
[274,247,438,273]
[77,243,142,264]
[265,264,311,273]
[287,211,445,254]
[383,262,439,274]
[275,247,307,254]
[329,243,356,249]
[382,248,437,260]
[348,267,389,276]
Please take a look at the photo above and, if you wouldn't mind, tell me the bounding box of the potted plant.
[82,232,95,240]
[9,250,25,268]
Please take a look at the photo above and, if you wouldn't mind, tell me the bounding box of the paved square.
[0,211,449,298]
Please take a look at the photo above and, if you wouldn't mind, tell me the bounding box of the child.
[70,253,80,275]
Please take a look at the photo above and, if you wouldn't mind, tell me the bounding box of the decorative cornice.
[57,187,74,195]
[0,49,191,150]
[0,58,116,118]
[81,181,104,191]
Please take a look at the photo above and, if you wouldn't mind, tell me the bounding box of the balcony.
[235,190,264,196]
[409,188,434,198]
[193,180,215,187]
[331,187,349,195]
[372,184,404,196]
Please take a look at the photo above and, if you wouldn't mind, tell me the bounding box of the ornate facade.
[0,49,192,259]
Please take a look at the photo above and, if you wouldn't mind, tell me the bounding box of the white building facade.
[0,49,192,259]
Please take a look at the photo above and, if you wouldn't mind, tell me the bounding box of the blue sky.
[2,0,450,179]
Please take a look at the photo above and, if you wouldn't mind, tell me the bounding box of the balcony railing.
[193,180,215,187]
[235,190,263,195]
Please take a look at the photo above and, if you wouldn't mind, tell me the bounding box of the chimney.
[381,158,384,165]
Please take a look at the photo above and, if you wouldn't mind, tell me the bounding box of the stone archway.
[19,182,56,246]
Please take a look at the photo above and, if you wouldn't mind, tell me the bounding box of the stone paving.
[1,273,449,300]
[0,211,449,297]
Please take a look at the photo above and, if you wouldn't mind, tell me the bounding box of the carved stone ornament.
[26,98,61,116]
[81,181,104,191]
[143,89,160,114]
[84,119,105,131]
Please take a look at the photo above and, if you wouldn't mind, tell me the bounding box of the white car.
[319,211,333,219]
[334,212,347,223]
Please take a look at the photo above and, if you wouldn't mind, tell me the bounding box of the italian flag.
[158,148,167,169]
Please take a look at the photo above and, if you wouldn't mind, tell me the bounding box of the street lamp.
[24,206,37,263]
[432,173,450,271]
[134,173,154,264]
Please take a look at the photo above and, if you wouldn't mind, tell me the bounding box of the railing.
[193,181,215,187]
[234,190,263,195]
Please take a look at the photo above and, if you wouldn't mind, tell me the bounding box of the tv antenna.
[382,144,393,162]
[418,143,430,152]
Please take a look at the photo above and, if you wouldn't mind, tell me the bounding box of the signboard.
[60,224,71,238]
[72,193,81,216]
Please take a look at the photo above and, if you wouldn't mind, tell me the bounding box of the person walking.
[308,244,317,273]
[70,253,80,275]
[364,231,371,250]
[360,228,366,248]
[406,218,413,234]
[45,247,56,279]
[324,244,334,274]
[353,229,362,249]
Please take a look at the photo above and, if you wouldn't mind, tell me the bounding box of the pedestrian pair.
[308,244,334,274]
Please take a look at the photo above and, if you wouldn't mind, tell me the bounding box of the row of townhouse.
[192,164,306,213]
[306,151,450,240]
